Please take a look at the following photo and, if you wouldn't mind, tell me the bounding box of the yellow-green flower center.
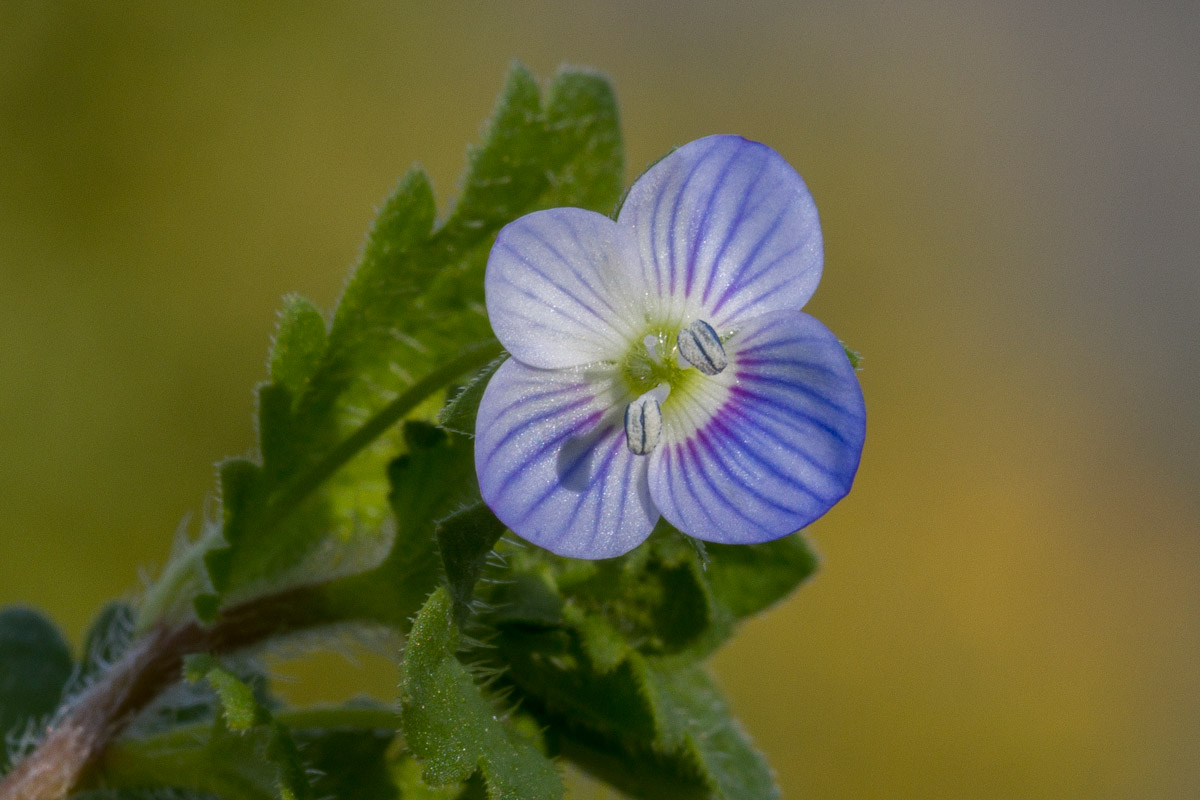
[618,326,704,404]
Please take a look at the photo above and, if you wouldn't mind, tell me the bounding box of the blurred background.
[2,1,1197,797]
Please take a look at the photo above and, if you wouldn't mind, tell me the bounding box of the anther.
[624,391,663,455]
[677,319,727,375]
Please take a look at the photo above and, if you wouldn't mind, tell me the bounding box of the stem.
[0,588,321,800]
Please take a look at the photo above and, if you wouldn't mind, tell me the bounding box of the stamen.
[624,391,663,455]
[677,319,727,375]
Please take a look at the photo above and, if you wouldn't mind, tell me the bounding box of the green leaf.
[841,342,863,370]
[639,666,777,800]
[268,295,327,397]
[488,527,712,661]
[484,524,818,664]
[438,355,506,437]
[437,503,507,627]
[493,629,776,800]
[703,534,818,619]
[292,728,398,800]
[400,589,562,799]
[194,64,622,612]
[99,705,402,800]
[178,656,312,800]
[312,422,478,630]
[465,528,810,798]
[0,606,74,773]
[184,655,260,731]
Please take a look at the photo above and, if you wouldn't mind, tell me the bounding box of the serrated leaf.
[0,606,74,773]
[703,534,818,619]
[437,503,507,627]
[485,524,817,665]
[639,666,777,800]
[268,296,327,397]
[489,527,712,660]
[196,64,622,612]
[312,422,478,630]
[493,629,776,800]
[438,356,506,437]
[400,589,562,800]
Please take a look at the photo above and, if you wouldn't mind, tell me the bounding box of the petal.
[475,358,658,558]
[617,135,823,329]
[485,207,645,369]
[648,311,865,543]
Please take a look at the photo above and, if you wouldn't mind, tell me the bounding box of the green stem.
[258,338,503,534]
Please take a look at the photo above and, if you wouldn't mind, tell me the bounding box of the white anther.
[624,391,663,455]
[677,319,727,375]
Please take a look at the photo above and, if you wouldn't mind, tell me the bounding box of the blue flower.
[474,135,865,558]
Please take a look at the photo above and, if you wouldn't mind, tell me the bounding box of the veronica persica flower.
[475,135,866,558]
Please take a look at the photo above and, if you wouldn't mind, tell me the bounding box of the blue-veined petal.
[617,135,822,328]
[475,358,658,558]
[648,310,865,543]
[485,208,645,369]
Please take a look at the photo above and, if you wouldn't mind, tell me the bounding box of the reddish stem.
[0,587,322,800]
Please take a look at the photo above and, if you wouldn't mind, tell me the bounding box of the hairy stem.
[0,588,322,800]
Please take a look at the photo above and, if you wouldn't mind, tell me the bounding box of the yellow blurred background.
[2,2,1197,797]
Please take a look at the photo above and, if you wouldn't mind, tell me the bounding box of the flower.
[474,135,866,558]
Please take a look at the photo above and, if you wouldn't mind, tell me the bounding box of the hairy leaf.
[485,524,817,663]
[494,630,776,800]
[312,422,477,630]
[438,355,506,437]
[437,503,507,627]
[268,296,327,399]
[400,589,562,799]
[194,64,622,614]
[0,606,74,774]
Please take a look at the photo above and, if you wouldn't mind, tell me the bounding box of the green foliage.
[400,589,562,799]
[292,728,397,800]
[183,655,313,800]
[438,355,506,437]
[469,527,815,800]
[193,63,623,614]
[1,66,829,800]
[842,343,863,370]
[311,421,478,630]
[0,606,74,773]
[436,503,507,627]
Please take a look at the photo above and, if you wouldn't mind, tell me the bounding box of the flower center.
[619,319,729,455]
